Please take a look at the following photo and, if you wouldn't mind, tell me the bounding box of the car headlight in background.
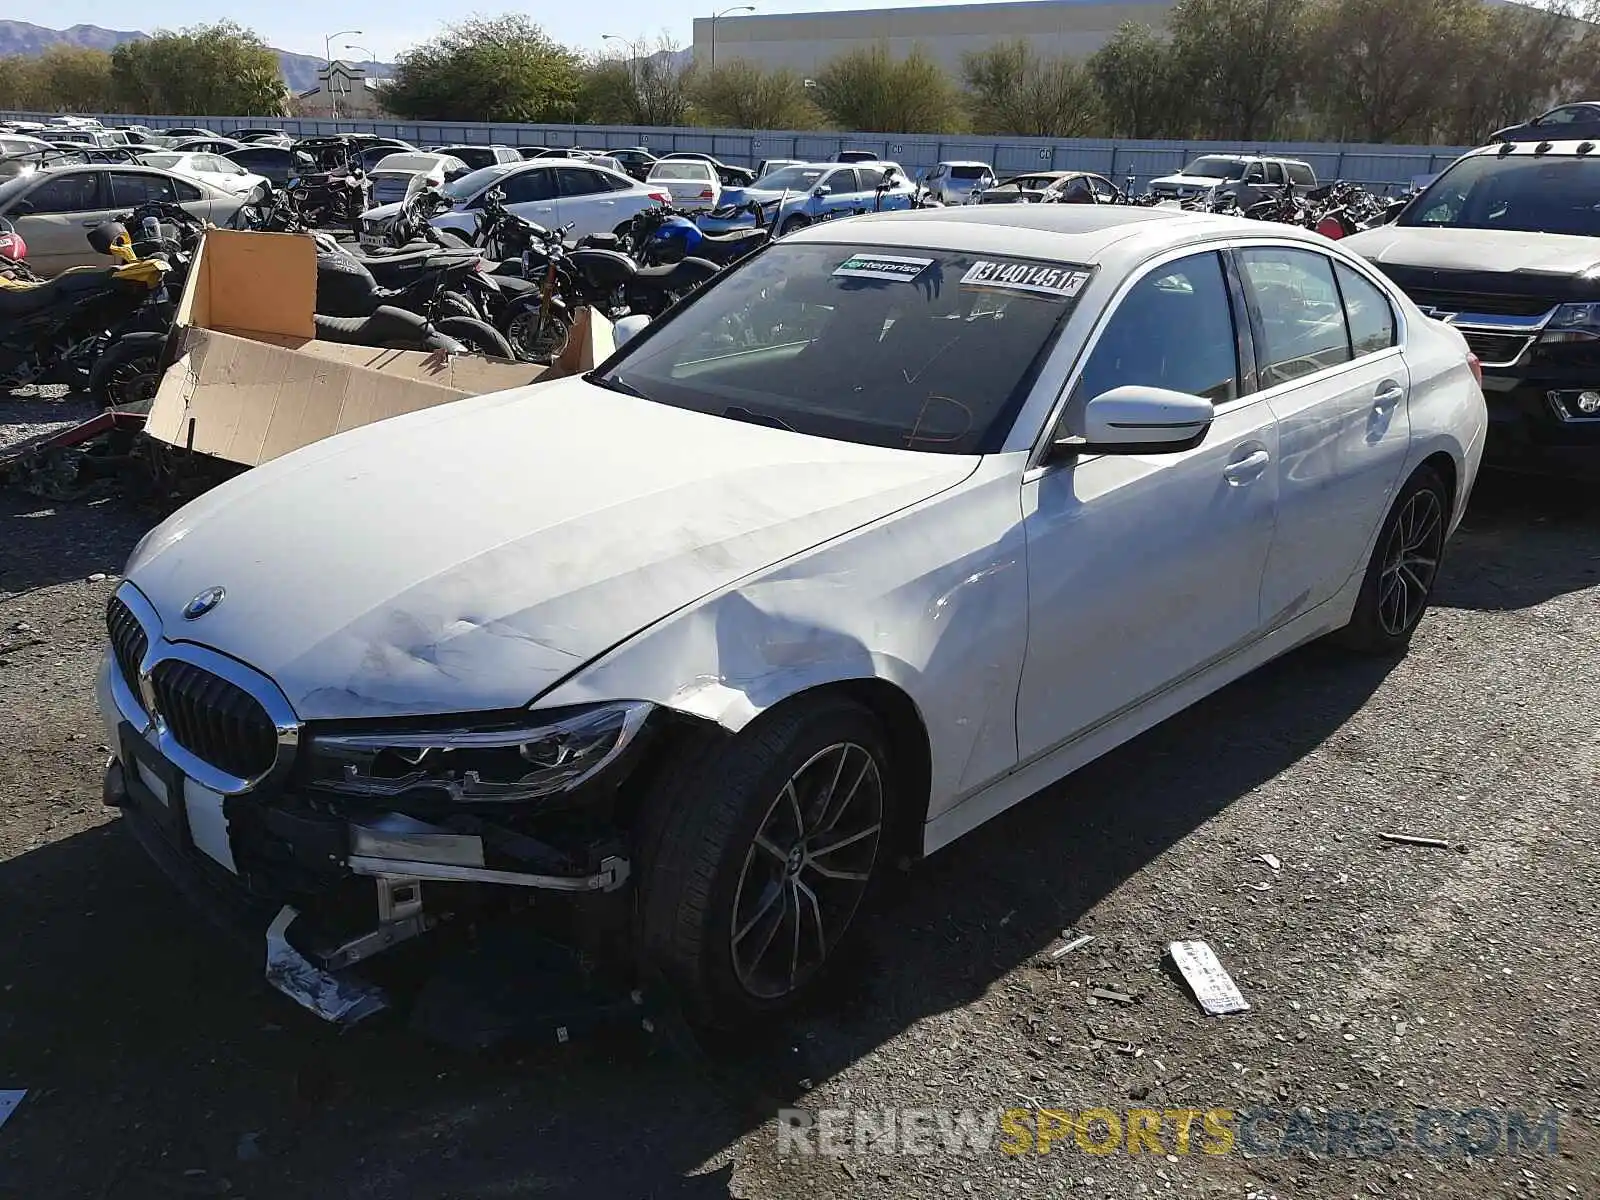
[304,701,654,804]
[1539,302,1600,344]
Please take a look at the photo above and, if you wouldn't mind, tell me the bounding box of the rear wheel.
[634,696,892,1028]
[1334,465,1449,655]
[89,334,165,411]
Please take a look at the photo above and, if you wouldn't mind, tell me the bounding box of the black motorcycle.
[1,222,170,399]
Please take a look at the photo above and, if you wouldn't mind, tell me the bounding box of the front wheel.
[1334,465,1450,655]
[634,696,892,1028]
[433,315,515,360]
[502,303,570,364]
[778,214,810,237]
[89,333,166,410]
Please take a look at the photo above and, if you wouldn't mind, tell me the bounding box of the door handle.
[1223,448,1271,483]
[82,219,104,227]
[1373,382,1405,411]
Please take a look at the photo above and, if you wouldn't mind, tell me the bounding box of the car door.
[814,167,860,217]
[553,165,625,237]
[1236,246,1411,624]
[6,168,115,273]
[1016,249,1279,762]
[1088,175,1118,203]
[498,165,560,229]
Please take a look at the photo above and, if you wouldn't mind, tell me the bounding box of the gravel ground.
[0,438,1597,1200]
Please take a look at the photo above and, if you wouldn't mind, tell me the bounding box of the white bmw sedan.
[99,206,1486,1026]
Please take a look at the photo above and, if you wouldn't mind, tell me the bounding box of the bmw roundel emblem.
[183,586,225,620]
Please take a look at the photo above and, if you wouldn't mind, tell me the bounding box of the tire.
[778,214,810,237]
[434,290,479,321]
[89,333,166,411]
[634,695,893,1028]
[502,304,571,364]
[434,315,515,360]
[1333,465,1450,655]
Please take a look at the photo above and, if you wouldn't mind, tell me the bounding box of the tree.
[379,15,581,122]
[1087,23,1183,140]
[962,39,1100,136]
[575,59,641,125]
[110,23,287,116]
[1301,0,1481,142]
[1436,1,1578,146]
[689,59,818,128]
[811,43,963,133]
[31,47,114,113]
[1166,0,1308,139]
[574,36,693,126]
[0,57,44,111]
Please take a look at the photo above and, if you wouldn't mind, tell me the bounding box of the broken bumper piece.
[265,906,389,1024]
[346,811,630,893]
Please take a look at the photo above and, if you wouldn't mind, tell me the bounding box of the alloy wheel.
[1377,488,1444,636]
[730,742,884,1000]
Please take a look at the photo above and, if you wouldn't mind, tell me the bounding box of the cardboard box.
[145,229,612,467]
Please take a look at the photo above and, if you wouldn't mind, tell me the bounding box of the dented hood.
[125,376,975,721]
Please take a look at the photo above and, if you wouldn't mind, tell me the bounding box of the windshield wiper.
[722,405,795,432]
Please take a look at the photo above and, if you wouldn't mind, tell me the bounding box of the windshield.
[1183,156,1248,180]
[443,164,514,199]
[596,242,1091,454]
[1399,154,1600,236]
[447,147,498,169]
[753,165,827,190]
[140,154,181,170]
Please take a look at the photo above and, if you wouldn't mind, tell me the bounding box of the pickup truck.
[1344,140,1600,479]
[1148,154,1317,206]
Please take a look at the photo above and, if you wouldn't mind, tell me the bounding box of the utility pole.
[710,6,755,71]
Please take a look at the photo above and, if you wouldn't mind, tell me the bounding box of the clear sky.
[30,0,978,62]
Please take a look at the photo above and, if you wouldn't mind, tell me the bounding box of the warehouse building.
[691,0,1179,74]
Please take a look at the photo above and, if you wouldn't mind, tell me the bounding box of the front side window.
[597,242,1092,454]
[1540,105,1597,126]
[1238,247,1352,385]
[1335,264,1397,356]
[501,168,556,204]
[1071,251,1240,411]
[1399,154,1600,237]
[21,171,101,213]
[821,168,858,193]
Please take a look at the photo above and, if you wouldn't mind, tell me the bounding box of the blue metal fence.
[3,111,1472,193]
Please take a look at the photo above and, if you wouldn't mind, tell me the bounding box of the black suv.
[1345,140,1600,478]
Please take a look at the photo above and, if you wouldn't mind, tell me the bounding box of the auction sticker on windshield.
[833,253,935,282]
[962,260,1091,298]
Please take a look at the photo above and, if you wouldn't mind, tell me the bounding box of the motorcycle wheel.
[435,291,479,320]
[434,316,515,360]
[503,306,571,365]
[89,334,166,411]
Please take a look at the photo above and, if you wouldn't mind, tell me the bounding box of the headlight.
[1539,302,1600,344]
[304,701,653,804]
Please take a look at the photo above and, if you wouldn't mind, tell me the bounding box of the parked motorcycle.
[0,222,169,396]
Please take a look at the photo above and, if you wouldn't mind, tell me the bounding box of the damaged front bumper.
[98,647,637,1024]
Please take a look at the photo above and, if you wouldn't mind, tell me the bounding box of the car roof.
[1464,138,1600,158]
[787,203,1332,263]
[938,160,992,167]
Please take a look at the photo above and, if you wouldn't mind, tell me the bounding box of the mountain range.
[0,20,392,92]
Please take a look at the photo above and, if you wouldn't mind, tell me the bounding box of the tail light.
[698,188,714,199]
[1315,215,1346,239]
[1466,352,1482,387]
[648,190,671,203]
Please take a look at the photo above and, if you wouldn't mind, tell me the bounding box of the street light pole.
[323,28,362,120]
[601,33,639,97]
[710,5,755,71]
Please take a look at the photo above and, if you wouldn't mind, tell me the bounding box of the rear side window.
[22,171,102,212]
[1287,162,1315,186]
[1335,264,1397,356]
[110,171,180,205]
[555,167,606,197]
[858,166,886,190]
[1263,162,1285,185]
[1238,247,1352,385]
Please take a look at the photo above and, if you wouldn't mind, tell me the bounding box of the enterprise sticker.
[833,253,935,282]
[961,261,1091,298]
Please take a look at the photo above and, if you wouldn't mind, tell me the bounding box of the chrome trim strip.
[1422,308,1555,334]
[109,580,302,795]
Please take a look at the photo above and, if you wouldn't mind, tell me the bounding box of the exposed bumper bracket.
[264,906,389,1025]
[346,854,631,893]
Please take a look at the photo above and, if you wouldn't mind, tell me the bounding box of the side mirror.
[812,185,831,198]
[1053,385,1213,457]
[613,313,652,349]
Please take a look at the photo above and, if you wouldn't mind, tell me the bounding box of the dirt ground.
[1,396,1597,1199]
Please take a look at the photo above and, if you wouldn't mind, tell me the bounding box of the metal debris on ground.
[0,1090,25,1132]
[1379,832,1451,849]
[1259,853,1282,871]
[1052,933,1094,959]
[1167,940,1251,1016]
[1089,987,1134,1004]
